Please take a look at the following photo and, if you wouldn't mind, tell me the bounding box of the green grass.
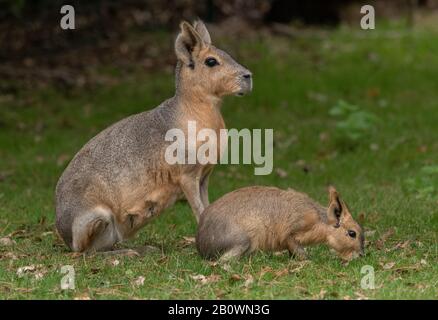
[0,25,437,299]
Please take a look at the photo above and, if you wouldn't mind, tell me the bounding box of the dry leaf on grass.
[230,274,242,282]
[244,274,254,288]
[313,289,327,299]
[391,240,410,251]
[191,274,221,285]
[375,228,395,249]
[16,264,47,280]
[274,268,289,278]
[357,212,366,224]
[364,230,376,237]
[273,250,288,256]
[354,291,369,300]
[111,259,120,267]
[0,237,15,246]
[179,236,196,247]
[1,252,18,260]
[221,263,233,272]
[275,168,288,178]
[382,262,396,270]
[257,266,273,279]
[207,261,218,267]
[66,252,84,259]
[133,276,145,287]
[56,153,70,167]
[289,260,310,273]
[74,293,91,300]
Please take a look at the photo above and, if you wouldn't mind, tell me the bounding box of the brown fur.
[55,20,252,252]
[196,186,364,262]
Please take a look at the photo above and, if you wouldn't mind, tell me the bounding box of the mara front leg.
[200,167,213,209]
[179,173,204,222]
[286,237,307,260]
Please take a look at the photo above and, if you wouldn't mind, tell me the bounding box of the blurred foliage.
[0,0,425,23]
[0,0,61,18]
[329,100,379,145]
[403,165,438,200]
[0,0,26,17]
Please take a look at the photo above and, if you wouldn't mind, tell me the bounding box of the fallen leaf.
[295,159,311,173]
[179,236,196,247]
[1,252,18,260]
[16,264,47,280]
[111,259,120,267]
[221,263,232,272]
[17,265,36,276]
[56,154,70,166]
[215,289,227,298]
[275,168,288,178]
[90,267,100,274]
[314,289,327,299]
[355,291,369,300]
[244,274,254,288]
[0,237,15,246]
[289,261,309,273]
[357,212,366,224]
[274,268,289,278]
[382,262,396,270]
[390,240,410,251]
[74,293,91,300]
[319,132,329,142]
[366,87,380,98]
[417,145,428,153]
[230,274,242,282]
[364,230,376,237]
[375,228,395,249]
[0,170,14,182]
[258,266,273,278]
[191,274,221,285]
[133,276,145,286]
[35,272,45,280]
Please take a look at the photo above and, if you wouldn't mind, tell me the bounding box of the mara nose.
[243,73,252,79]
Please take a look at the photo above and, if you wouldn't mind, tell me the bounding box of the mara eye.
[205,57,219,67]
[348,230,357,238]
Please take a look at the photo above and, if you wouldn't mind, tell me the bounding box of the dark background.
[1,0,436,93]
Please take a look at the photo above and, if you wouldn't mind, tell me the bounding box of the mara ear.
[327,186,348,227]
[193,19,211,45]
[175,21,204,68]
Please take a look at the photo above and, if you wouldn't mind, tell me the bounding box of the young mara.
[196,186,364,262]
[55,20,252,252]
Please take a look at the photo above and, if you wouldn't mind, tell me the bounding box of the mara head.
[174,20,252,98]
[325,186,364,261]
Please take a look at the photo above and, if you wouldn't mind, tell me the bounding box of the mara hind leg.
[218,239,251,263]
[180,174,204,223]
[71,207,119,253]
[72,206,159,256]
